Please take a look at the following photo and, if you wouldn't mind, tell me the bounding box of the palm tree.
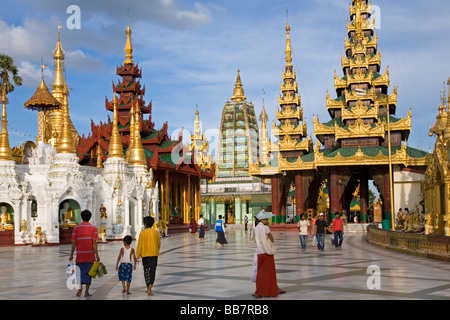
[0,54,23,95]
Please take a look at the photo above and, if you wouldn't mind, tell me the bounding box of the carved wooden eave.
[273,120,307,137]
[278,135,312,152]
[249,162,281,176]
[276,106,303,120]
[336,120,385,140]
[341,101,379,121]
[326,92,346,110]
[280,80,298,94]
[347,17,375,34]
[344,32,378,54]
[349,1,372,17]
[278,92,301,107]
[313,115,335,136]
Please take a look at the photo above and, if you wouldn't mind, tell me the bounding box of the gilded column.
[0,87,13,161]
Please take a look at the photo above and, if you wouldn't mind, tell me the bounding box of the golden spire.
[56,82,76,154]
[194,107,201,137]
[260,90,268,130]
[448,77,450,107]
[231,69,247,102]
[96,143,103,168]
[128,100,146,166]
[126,100,136,161]
[108,93,124,159]
[259,90,270,164]
[0,85,13,161]
[124,22,134,65]
[47,22,68,147]
[285,19,292,66]
[53,21,65,100]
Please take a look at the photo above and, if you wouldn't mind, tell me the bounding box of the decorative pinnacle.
[231,69,246,102]
[108,92,124,159]
[124,19,134,65]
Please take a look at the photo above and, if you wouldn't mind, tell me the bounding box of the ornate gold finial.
[231,69,247,102]
[0,85,13,161]
[128,99,146,166]
[285,18,292,65]
[108,93,124,159]
[96,143,103,168]
[447,77,450,107]
[53,21,65,97]
[194,106,201,137]
[124,17,134,65]
[47,22,69,147]
[259,89,270,165]
[126,99,135,162]
[260,89,269,130]
[55,82,76,154]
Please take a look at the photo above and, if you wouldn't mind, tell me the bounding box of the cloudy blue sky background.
[1,0,450,157]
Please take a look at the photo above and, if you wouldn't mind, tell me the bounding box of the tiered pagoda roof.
[251,0,427,177]
[273,20,312,162]
[76,23,214,179]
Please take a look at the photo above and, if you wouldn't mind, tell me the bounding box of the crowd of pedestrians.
[68,209,344,299]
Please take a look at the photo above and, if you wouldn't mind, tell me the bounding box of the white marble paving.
[0,228,449,301]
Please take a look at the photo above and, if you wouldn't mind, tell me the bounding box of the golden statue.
[99,204,107,242]
[0,205,13,230]
[60,201,77,227]
[34,226,46,245]
[444,213,450,237]
[227,208,235,224]
[20,219,27,233]
[100,204,107,219]
[403,209,425,233]
[159,216,168,237]
[424,211,435,235]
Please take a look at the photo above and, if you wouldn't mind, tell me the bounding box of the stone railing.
[366,225,450,262]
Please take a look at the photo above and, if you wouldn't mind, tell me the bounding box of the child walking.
[115,235,137,294]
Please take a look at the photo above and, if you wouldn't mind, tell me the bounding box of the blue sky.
[1,0,449,157]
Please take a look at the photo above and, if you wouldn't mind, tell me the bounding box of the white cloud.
[18,61,54,87]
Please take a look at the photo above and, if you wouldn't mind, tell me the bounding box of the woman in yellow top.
[137,216,161,295]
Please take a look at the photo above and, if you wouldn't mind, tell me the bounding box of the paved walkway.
[1,228,450,301]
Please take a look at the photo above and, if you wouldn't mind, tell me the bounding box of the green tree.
[0,54,23,95]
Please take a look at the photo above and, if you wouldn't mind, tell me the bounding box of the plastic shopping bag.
[313,236,317,246]
[66,260,75,277]
[88,261,100,278]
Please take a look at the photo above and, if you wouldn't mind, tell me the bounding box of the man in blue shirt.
[215,215,227,247]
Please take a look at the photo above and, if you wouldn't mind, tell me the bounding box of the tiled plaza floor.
[0,228,449,301]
